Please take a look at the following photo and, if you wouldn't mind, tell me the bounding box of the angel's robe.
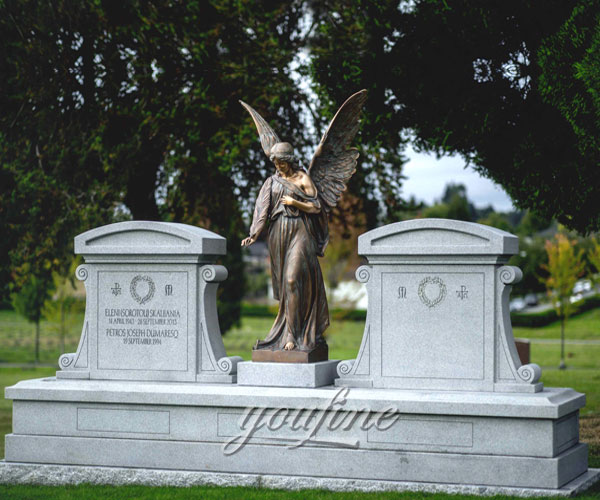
[249,173,330,351]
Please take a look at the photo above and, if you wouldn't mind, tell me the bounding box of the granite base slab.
[237,360,340,387]
[1,462,599,497]
[3,377,590,490]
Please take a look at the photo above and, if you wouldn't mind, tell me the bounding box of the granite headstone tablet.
[336,219,542,392]
[57,221,241,383]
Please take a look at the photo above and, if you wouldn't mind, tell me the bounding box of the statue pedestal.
[237,360,339,388]
[251,343,328,363]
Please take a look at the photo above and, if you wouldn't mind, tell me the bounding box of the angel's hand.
[282,195,296,207]
[241,236,256,247]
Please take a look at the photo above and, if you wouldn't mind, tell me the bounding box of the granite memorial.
[56,221,242,383]
[2,219,599,496]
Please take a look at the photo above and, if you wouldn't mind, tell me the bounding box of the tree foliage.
[3,0,600,335]
[0,1,312,331]
[542,233,585,368]
[588,237,600,285]
[308,0,600,232]
[10,274,53,363]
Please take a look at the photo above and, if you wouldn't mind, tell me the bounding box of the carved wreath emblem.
[130,275,156,305]
[418,276,447,308]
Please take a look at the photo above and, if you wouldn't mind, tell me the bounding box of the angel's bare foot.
[284,341,295,350]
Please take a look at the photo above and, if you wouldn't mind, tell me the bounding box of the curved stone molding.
[494,265,543,393]
[58,353,76,370]
[195,264,238,383]
[217,356,244,375]
[76,265,89,282]
[200,265,228,283]
[499,266,523,285]
[57,322,89,378]
[355,266,371,283]
[337,359,355,378]
[517,363,542,384]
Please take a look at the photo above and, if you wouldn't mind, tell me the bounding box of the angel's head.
[269,142,300,175]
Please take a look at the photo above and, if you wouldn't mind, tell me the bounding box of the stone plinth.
[56,221,241,383]
[2,377,591,492]
[2,463,599,497]
[237,360,339,387]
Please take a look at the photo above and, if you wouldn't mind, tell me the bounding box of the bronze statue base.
[251,343,328,363]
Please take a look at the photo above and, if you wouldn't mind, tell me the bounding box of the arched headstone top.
[75,221,226,258]
[358,219,518,261]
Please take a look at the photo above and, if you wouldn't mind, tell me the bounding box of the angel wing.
[239,100,281,157]
[309,90,367,212]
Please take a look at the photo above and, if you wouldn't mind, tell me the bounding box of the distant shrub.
[242,296,600,328]
[241,303,278,317]
[511,294,600,327]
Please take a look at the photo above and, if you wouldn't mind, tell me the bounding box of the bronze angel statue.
[240,90,367,362]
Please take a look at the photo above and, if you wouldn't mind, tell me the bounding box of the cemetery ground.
[0,308,599,499]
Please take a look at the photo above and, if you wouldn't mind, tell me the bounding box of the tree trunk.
[35,320,40,364]
[60,302,65,354]
[559,317,566,370]
[124,171,161,221]
[123,142,163,221]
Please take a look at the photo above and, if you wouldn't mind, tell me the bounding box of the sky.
[402,145,515,212]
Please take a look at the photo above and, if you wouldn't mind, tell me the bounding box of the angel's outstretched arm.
[241,177,273,246]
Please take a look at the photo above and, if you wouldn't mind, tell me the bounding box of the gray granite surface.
[337,219,543,393]
[3,219,594,494]
[1,462,598,497]
[237,360,340,387]
[57,221,240,383]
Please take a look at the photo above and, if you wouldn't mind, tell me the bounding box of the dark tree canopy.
[2,0,599,329]
[308,0,600,233]
[0,0,312,331]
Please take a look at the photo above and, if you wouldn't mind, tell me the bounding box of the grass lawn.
[4,484,598,500]
[222,315,367,360]
[513,307,600,340]
[0,310,83,364]
[1,309,599,498]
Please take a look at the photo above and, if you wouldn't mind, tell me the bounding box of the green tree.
[516,211,553,237]
[542,234,585,369]
[11,275,53,363]
[308,0,599,233]
[43,260,81,355]
[0,1,312,332]
[509,236,548,297]
[421,183,473,221]
[478,212,513,233]
[588,237,600,287]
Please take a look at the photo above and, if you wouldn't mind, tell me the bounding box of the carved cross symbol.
[456,285,468,300]
[111,283,122,296]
